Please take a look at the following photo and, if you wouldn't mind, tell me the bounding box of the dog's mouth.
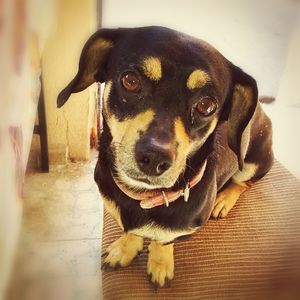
[124,175,152,186]
[112,160,207,208]
[114,168,170,191]
[113,175,166,200]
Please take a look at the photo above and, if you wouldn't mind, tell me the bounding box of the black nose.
[135,139,175,176]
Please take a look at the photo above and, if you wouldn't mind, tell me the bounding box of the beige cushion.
[101,161,300,299]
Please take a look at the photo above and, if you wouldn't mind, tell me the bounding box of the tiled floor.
[7,150,102,300]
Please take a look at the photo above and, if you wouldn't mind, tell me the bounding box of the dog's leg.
[101,233,144,269]
[212,160,263,219]
[211,180,253,219]
[147,241,174,289]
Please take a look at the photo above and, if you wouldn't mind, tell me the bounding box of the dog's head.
[57,26,258,191]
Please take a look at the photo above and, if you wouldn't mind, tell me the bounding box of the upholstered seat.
[101,161,300,300]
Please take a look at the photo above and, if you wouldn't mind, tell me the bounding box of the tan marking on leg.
[232,162,258,183]
[102,196,124,230]
[147,241,174,288]
[212,181,252,219]
[187,69,210,90]
[142,57,162,81]
[102,233,144,268]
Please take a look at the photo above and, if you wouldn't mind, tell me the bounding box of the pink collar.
[113,160,207,209]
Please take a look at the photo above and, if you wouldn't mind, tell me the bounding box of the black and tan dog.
[57,26,273,288]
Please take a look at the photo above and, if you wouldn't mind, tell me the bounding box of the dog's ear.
[227,65,258,170]
[57,28,123,108]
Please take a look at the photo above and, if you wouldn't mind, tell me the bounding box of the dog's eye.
[121,72,141,92]
[194,97,218,116]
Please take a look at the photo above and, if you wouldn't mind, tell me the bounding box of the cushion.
[101,161,300,299]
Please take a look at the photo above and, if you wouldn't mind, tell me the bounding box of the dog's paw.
[101,233,143,270]
[211,183,248,219]
[147,242,174,289]
[211,195,236,219]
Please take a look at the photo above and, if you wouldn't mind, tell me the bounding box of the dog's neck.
[112,160,207,209]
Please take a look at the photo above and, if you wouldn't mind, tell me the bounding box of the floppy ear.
[227,65,258,170]
[57,28,123,108]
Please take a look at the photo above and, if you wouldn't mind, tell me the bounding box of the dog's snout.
[135,138,175,176]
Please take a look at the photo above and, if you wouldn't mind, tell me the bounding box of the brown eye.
[195,97,218,116]
[121,72,141,92]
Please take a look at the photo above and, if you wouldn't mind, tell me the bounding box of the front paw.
[211,196,234,219]
[102,233,144,270]
[211,182,247,219]
[147,242,174,289]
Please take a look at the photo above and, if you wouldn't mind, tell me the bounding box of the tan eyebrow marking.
[187,69,210,90]
[142,57,162,81]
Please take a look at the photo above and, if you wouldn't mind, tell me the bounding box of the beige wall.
[264,16,300,178]
[102,0,298,97]
[276,17,300,107]
[42,0,97,163]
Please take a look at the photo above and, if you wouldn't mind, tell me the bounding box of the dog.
[57,26,273,288]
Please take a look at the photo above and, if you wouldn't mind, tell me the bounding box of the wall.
[102,0,298,97]
[42,0,97,163]
[264,18,300,178]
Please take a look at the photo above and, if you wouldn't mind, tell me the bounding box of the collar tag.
[162,191,169,207]
[184,184,190,202]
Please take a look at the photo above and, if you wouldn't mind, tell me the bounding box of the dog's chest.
[102,196,197,243]
[129,223,197,244]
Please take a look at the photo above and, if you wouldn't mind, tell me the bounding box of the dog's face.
[58,27,258,191]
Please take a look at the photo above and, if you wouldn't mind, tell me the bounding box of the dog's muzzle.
[113,160,207,209]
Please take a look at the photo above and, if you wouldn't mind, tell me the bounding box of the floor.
[7,150,102,300]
